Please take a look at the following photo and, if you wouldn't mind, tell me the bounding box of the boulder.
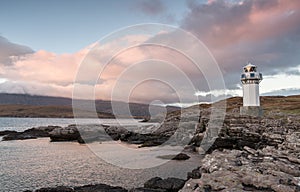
[49,125,81,142]
[144,177,185,192]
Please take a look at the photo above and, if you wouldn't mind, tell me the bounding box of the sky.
[0,0,300,106]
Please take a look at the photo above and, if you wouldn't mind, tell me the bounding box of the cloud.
[0,40,91,99]
[134,0,166,15]
[1,0,300,105]
[1,49,88,86]
[181,0,300,85]
[0,80,73,98]
[262,88,300,96]
[0,36,34,65]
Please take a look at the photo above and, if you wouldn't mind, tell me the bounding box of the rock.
[187,167,201,179]
[157,153,190,161]
[3,133,37,140]
[74,184,127,192]
[49,125,81,142]
[144,177,185,192]
[181,149,300,192]
[35,186,73,192]
[2,126,58,141]
[0,130,17,136]
[33,184,127,192]
[172,153,190,160]
[139,118,150,123]
[178,108,300,192]
[130,188,166,192]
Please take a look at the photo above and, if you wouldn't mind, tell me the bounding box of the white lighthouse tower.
[240,63,263,116]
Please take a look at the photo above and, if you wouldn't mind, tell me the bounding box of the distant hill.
[0,104,114,118]
[0,93,180,118]
[187,95,300,116]
[0,93,72,106]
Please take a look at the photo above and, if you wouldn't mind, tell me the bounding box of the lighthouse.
[240,63,263,116]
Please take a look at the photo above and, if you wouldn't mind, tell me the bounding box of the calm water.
[0,118,201,192]
[0,117,149,132]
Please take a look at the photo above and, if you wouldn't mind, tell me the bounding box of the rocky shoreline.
[1,101,300,191]
[0,123,170,147]
[179,110,300,191]
[23,177,186,192]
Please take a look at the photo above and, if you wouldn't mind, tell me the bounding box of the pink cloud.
[3,49,88,85]
[182,0,300,86]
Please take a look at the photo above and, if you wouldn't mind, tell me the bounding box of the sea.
[0,117,202,192]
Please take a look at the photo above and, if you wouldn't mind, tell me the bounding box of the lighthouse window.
[241,74,246,78]
[250,73,255,78]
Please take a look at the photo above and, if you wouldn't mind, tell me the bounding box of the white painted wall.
[243,83,260,106]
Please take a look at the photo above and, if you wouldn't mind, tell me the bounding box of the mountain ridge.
[0,93,180,118]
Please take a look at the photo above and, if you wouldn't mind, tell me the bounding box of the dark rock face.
[2,126,59,141]
[144,177,185,192]
[0,130,17,136]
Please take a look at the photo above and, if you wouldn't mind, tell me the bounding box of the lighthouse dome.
[243,63,257,73]
[241,62,262,84]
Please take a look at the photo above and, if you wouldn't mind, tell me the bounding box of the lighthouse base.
[240,106,263,117]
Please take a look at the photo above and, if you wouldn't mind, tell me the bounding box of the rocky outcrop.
[1,123,170,146]
[181,147,300,192]
[49,125,82,142]
[2,126,59,141]
[179,113,300,192]
[50,124,170,146]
